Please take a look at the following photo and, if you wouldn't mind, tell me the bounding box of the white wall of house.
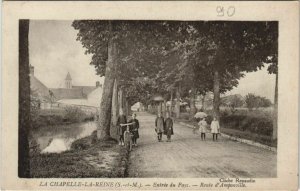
[87,87,103,107]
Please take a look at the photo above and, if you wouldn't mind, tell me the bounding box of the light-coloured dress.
[198,120,207,133]
[211,120,220,134]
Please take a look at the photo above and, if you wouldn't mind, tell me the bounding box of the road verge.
[177,121,277,153]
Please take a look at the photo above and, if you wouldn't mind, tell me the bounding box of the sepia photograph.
[19,20,278,178]
[1,1,298,190]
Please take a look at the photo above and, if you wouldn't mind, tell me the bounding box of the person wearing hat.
[155,113,164,142]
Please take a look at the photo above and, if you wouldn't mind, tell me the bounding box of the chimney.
[30,65,34,76]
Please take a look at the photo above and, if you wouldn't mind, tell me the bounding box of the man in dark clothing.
[164,113,174,142]
[155,113,164,142]
[117,110,127,146]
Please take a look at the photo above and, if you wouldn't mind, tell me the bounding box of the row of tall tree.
[72,20,278,141]
[18,20,278,176]
[220,94,272,113]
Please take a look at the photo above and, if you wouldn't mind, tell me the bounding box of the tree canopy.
[73,20,278,139]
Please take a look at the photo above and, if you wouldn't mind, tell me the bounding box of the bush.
[245,93,273,110]
[31,107,95,129]
[179,113,190,120]
[64,107,87,123]
[71,131,97,150]
[221,114,273,136]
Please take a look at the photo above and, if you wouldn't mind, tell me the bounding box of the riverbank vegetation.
[31,107,95,129]
[30,132,128,178]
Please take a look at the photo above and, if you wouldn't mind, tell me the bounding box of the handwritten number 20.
[216,6,235,17]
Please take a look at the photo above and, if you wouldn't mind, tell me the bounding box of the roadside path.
[127,112,276,178]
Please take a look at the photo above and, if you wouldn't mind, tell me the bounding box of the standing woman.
[198,117,207,141]
[155,113,164,142]
[129,113,140,146]
[164,113,174,142]
[211,117,220,141]
[117,110,127,146]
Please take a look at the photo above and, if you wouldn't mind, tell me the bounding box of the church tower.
[65,72,72,89]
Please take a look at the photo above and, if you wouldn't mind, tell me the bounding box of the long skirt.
[132,130,139,139]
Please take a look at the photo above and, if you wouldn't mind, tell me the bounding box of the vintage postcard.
[1,1,299,190]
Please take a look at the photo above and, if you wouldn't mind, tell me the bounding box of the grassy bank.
[30,132,129,178]
[31,107,95,129]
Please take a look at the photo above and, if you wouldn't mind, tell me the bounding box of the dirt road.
[128,112,276,178]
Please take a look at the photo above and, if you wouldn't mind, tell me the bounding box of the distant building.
[50,72,101,100]
[131,102,145,112]
[30,65,103,113]
[30,65,52,109]
[51,72,103,113]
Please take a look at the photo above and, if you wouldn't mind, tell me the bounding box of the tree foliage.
[245,93,272,110]
[73,20,278,117]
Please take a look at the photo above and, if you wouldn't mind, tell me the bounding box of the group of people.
[117,110,140,148]
[155,112,174,142]
[197,117,220,141]
[116,109,220,150]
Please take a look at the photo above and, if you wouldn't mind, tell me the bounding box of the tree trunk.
[118,88,124,112]
[213,70,221,120]
[111,79,119,139]
[125,99,130,116]
[190,88,197,118]
[97,24,117,140]
[19,20,31,177]
[170,90,173,117]
[272,73,278,141]
[201,93,206,111]
[163,100,167,117]
[175,86,181,118]
[111,79,119,126]
[157,102,163,115]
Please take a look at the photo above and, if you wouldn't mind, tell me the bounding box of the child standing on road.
[211,117,220,141]
[198,117,207,140]
[155,113,164,142]
[164,113,174,142]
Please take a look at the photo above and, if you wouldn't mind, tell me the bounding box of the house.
[50,72,100,100]
[30,65,53,109]
[30,65,103,114]
[51,72,103,114]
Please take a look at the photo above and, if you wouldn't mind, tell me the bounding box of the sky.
[29,20,276,102]
[29,20,103,88]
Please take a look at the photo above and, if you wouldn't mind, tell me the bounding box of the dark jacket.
[129,118,139,139]
[164,117,174,135]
